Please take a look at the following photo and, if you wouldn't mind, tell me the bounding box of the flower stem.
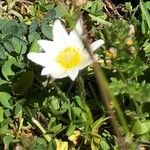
[76,75,93,124]
[93,63,128,150]
[82,38,128,149]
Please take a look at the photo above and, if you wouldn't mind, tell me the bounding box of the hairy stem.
[83,39,128,150]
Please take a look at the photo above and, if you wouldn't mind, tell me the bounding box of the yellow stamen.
[56,47,81,69]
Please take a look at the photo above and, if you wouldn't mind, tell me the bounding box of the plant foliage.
[0,0,150,149]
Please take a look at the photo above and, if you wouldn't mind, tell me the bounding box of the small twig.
[16,117,24,139]
[32,117,52,142]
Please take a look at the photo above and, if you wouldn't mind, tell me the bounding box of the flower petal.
[38,40,61,58]
[27,52,49,67]
[90,39,104,51]
[41,60,67,78]
[38,40,54,53]
[41,67,67,79]
[69,30,84,51]
[79,54,98,69]
[53,20,69,46]
[67,69,79,81]
[74,18,83,36]
[53,72,68,79]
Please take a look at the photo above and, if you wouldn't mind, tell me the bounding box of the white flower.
[27,19,104,81]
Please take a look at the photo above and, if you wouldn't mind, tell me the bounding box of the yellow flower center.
[56,47,81,70]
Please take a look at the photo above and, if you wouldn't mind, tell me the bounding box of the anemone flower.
[27,19,104,80]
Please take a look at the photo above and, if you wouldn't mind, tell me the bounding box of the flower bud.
[128,24,135,35]
[108,47,117,59]
[105,51,112,57]
[129,46,136,54]
[55,139,68,150]
[68,130,80,145]
[105,58,112,65]
[98,58,104,64]
[125,37,133,46]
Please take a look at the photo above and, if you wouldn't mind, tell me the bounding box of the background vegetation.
[0,0,150,149]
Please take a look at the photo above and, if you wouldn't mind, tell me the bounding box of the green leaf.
[0,45,6,60]
[0,107,4,122]
[0,92,12,108]
[44,3,54,11]
[15,102,22,118]
[2,20,18,35]
[17,23,27,37]
[27,5,36,16]
[41,24,52,39]
[132,119,149,135]
[142,120,150,133]
[4,36,26,55]
[72,107,82,117]
[66,123,76,136]
[89,14,111,26]
[4,109,11,117]
[140,0,150,33]
[12,38,22,54]
[91,136,101,150]
[28,32,41,43]
[145,2,150,9]
[48,117,56,130]
[55,4,68,18]
[92,117,105,133]
[144,42,150,54]
[0,118,11,132]
[33,138,47,150]
[29,20,39,32]
[49,96,60,111]
[2,58,15,80]
[99,138,110,150]
[110,78,127,95]
[3,135,14,149]
[0,20,4,29]
[12,71,34,95]
[3,40,14,53]
[50,123,62,133]
[0,79,7,85]
[74,96,84,110]
[29,40,41,52]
